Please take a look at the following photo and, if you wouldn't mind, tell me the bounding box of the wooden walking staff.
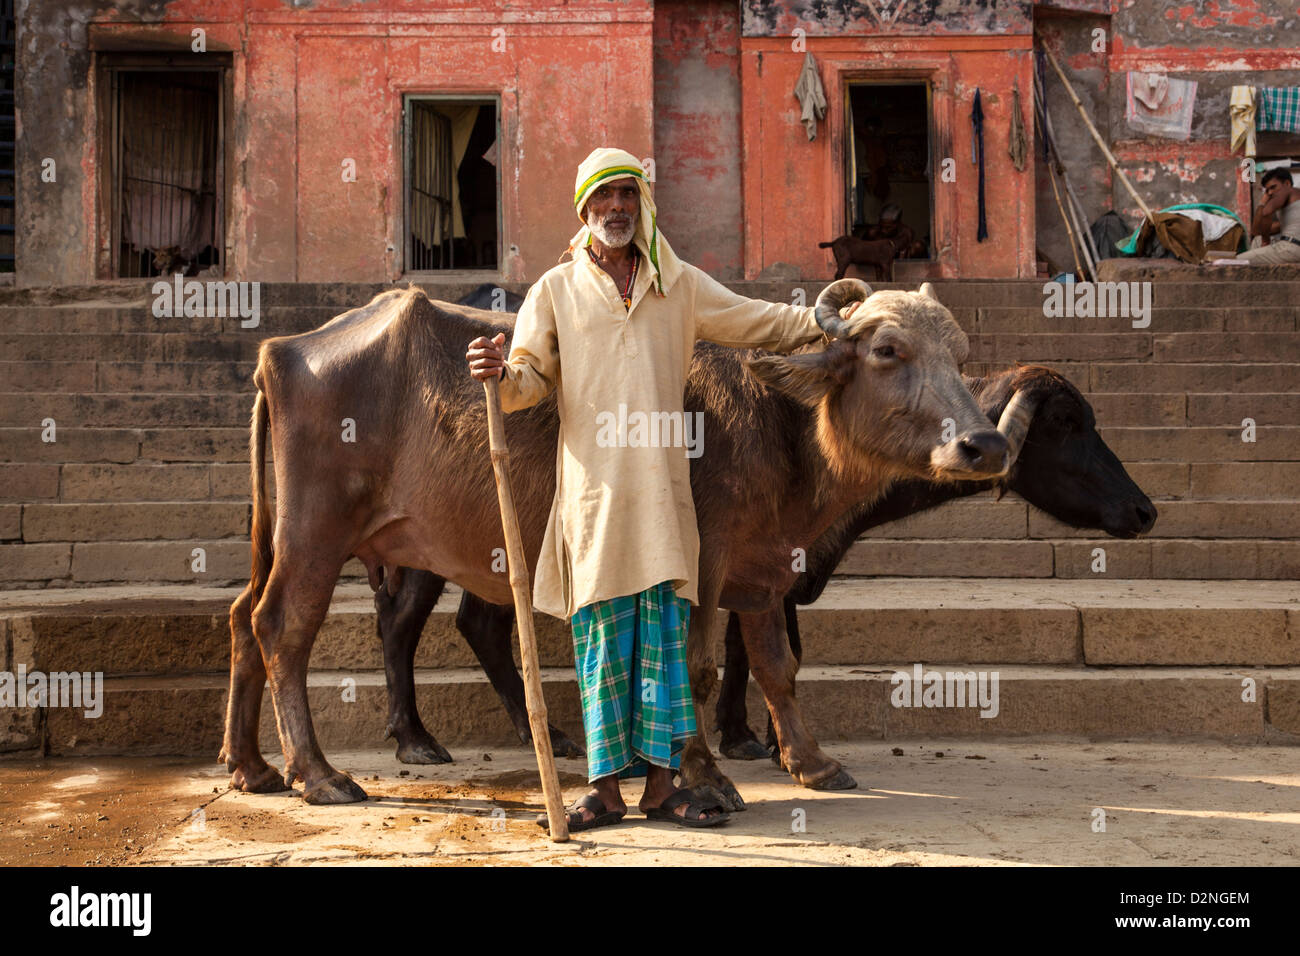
[482,376,569,842]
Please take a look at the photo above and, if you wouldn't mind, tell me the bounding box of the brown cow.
[221,279,1017,805]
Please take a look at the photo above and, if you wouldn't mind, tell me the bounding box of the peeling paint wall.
[17,0,656,286]
[653,0,743,279]
[738,4,1037,278]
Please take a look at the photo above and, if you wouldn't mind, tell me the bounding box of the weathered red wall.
[35,0,657,284]
[739,37,1037,279]
[653,0,744,279]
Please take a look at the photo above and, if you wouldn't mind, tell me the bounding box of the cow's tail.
[249,390,274,595]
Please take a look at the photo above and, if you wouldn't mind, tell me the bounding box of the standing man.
[1240,167,1300,264]
[466,147,849,831]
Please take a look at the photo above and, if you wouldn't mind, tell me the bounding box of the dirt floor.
[1,741,1297,866]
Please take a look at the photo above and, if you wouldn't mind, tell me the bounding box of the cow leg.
[253,549,366,805]
[219,581,289,793]
[679,576,747,812]
[716,612,769,760]
[765,595,803,755]
[455,591,584,758]
[376,567,453,765]
[742,606,856,791]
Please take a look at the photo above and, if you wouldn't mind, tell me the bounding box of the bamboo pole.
[1036,73,1103,270]
[1043,46,1154,222]
[1047,159,1085,278]
[483,377,569,842]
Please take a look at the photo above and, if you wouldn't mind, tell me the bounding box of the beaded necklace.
[588,244,639,311]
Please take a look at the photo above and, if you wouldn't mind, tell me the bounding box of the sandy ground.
[1,740,1297,866]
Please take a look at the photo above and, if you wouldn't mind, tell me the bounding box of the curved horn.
[996,389,1041,471]
[814,278,872,339]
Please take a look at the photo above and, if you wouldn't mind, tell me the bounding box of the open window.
[108,63,225,278]
[846,82,932,260]
[404,96,499,271]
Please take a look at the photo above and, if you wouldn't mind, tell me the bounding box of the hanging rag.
[1257,87,1300,133]
[1230,85,1257,156]
[1009,81,1028,172]
[793,52,827,141]
[971,89,987,242]
[1125,71,1197,140]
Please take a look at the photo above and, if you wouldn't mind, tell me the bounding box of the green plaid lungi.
[570,580,696,782]
[1258,87,1300,133]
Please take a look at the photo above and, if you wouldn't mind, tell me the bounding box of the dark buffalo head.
[985,364,1156,538]
[745,279,1012,485]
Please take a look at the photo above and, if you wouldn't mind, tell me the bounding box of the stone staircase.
[1,272,1298,756]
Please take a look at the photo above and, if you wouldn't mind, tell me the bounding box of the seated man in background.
[1239,167,1300,264]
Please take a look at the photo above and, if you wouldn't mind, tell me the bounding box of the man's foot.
[640,766,727,824]
[570,785,626,824]
[536,789,627,832]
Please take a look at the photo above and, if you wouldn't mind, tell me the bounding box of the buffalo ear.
[918,282,940,302]
[745,352,838,406]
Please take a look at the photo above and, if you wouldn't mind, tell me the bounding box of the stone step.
[965,332,1300,363]
[3,578,1298,675]
[962,362,1300,394]
[0,333,266,363]
[3,424,1293,466]
[5,495,1299,545]
[968,307,1298,333]
[848,497,1300,539]
[3,534,1299,586]
[0,393,253,428]
[1,392,1296,432]
[7,302,1297,336]
[14,664,1300,755]
[1097,426,1300,461]
[0,390,1294,431]
[841,538,1300,579]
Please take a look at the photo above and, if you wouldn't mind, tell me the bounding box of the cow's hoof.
[720,737,771,761]
[682,767,747,813]
[806,768,858,791]
[396,737,453,765]
[303,772,368,805]
[549,729,585,759]
[230,762,291,794]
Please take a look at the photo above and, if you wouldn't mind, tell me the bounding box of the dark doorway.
[846,82,932,260]
[112,69,222,278]
[406,98,499,271]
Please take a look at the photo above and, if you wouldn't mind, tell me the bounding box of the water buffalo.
[222,278,1015,805]
[714,363,1158,787]
[376,363,1157,792]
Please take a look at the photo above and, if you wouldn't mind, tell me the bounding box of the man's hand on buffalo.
[467,332,507,380]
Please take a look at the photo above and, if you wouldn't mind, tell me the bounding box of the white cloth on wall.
[793,52,826,141]
[1125,71,1198,140]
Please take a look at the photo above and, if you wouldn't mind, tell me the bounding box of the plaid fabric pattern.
[570,580,696,782]
[1258,87,1300,133]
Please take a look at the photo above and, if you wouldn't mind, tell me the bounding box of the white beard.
[587,209,638,248]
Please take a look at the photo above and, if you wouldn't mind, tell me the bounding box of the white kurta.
[499,250,825,620]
